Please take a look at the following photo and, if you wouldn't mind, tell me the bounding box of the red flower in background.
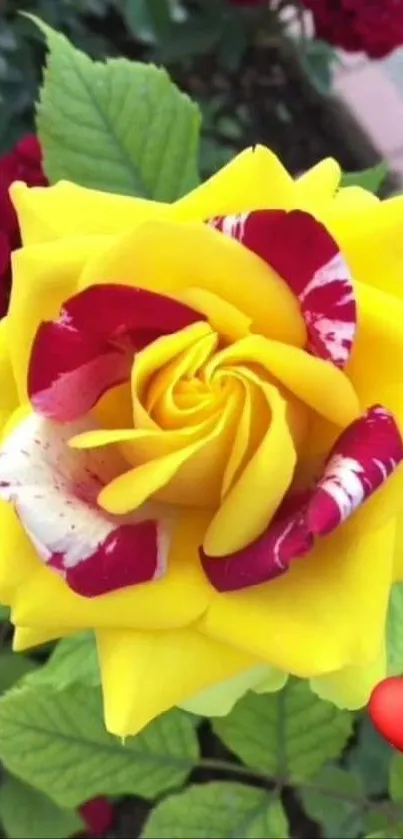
[302,0,403,58]
[79,797,114,837]
[0,135,48,318]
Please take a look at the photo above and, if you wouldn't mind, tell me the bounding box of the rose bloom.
[0,135,47,318]
[302,0,403,59]
[0,146,402,737]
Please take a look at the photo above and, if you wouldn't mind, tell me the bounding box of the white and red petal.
[201,404,403,592]
[208,209,356,368]
[201,493,313,593]
[307,405,403,537]
[28,284,204,423]
[0,413,170,597]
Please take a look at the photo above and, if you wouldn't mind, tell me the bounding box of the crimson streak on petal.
[308,404,403,536]
[208,209,356,368]
[28,284,205,422]
[0,414,170,597]
[201,405,403,592]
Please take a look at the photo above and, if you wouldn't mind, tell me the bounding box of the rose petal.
[201,493,313,592]
[29,284,204,422]
[78,798,114,837]
[202,404,403,592]
[0,413,170,597]
[308,404,403,536]
[208,209,356,368]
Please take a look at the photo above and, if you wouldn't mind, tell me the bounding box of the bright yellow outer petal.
[204,377,297,555]
[325,191,403,299]
[8,236,112,400]
[0,504,39,604]
[180,664,287,717]
[10,181,170,245]
[79,219,306,347]
[96,626,260,737]
[205,335,360,428]
[294,158,341,213]
[347,282,403,523]
[0,319,18,437]
[172,145,295,221]
[200,514,396,677]
[310,644,386,710]
[12,625,72,651]
[9,511,212,631]
[393,516,403,581]
[349,281,403,429]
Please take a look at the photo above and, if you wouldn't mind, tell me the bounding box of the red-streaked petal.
[202,404,403,592]
[0,413,170,597]
[29,284,204,422]
[201,497,313,593]
[208,209,356,368]
[78,798,114,837]
[308,404,403,537]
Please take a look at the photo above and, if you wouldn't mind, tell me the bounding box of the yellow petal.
[132,323,214,431]
[99,387,243,513]
[80,219,305,347]
[326,191,403,299]
[295,158,341,213]
[11,180,170,245]
[205,335,360,428]
[349,281,403,428]
[393,515,403,581]
[204,377,297,555]
[347,283,403,520]
[96,626,259,736]
[0,504,39,604]
[180,664,287,717]
[178,287,251,343]
[0,319,18,437]
[172,145,295,221]
[13,625,72,651]
[200,514,395,677]
[10,511,212,631]
[310,644,386,709]
[9,236,111,400]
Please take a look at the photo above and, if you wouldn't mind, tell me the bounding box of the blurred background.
[1,0,403,191]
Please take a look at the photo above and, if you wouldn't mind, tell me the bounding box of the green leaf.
[28,631,100,691]
[32,17,200,198]
[298,40,337,96]
[141,784,289,839]
[340,162,388,194]
[0,683,198,806]
[364,807,403,838]
[0,652,37,695]
[389,754,403,805]
[387,583,403,676]
[348,716,391,796]
[0,774,83,839]
[125,0,172,42]
[0,604,10,622]
[298,766,365,838]
[213,679,353,782]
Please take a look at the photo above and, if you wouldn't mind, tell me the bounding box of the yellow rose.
[1,145,403,737]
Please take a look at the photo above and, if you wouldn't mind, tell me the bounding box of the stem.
[197,758,270,783]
